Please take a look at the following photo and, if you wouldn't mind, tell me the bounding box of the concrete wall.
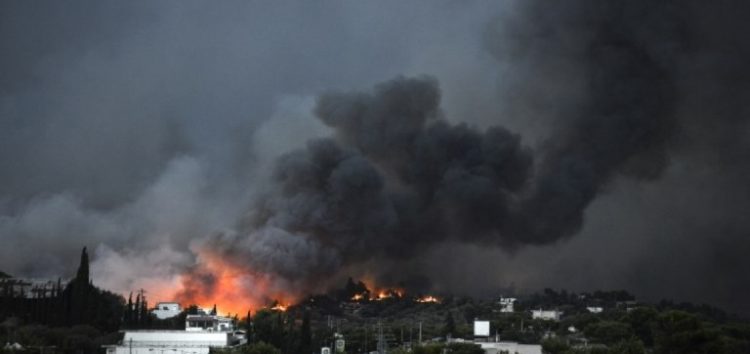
[108,346,210,354]
[479,342,542,354]
[123,331,229,346]
[105,331,231,354]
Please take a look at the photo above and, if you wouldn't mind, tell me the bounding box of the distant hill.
[0,270,12,278]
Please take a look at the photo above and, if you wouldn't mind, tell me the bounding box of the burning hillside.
[107,62,725,316]
[165,270,440,316]
[170,248,297,315]
[334,278,440,305]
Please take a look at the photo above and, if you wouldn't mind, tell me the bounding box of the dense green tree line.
[540,308,750,353]
[0,248,124,332]
[3,261,750,354]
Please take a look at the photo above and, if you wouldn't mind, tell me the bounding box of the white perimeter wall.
[111,346,210,354]
[479,342,542,354]
[123,331,229,346]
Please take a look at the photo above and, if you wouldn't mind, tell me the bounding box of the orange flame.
[169,248,296,316]
[416,295,440,303]
[376,291,391,300]
[356,278,405,301]
[374,288,403,301]
[270,303,288,312]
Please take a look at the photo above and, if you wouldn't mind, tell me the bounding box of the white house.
[531,309,562,321]
[186,314,235,332]
[586,306,603,314]
[104,330,239,354]
[105,307,242,354]
[152,302,182,319]
[498,297,516,313]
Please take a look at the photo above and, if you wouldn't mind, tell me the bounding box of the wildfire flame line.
[348,286,440,304]
[169,249,297,315]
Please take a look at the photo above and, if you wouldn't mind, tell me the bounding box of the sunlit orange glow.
[165,248,296,316]
[351,293,365,301]
[416,295,440,303]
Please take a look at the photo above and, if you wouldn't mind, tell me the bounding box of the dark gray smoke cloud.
[496,1,682,244]
[0,1,503,299]
[226,77,532,280]
[221,1,750,313]
[474,0,750,314]
[2,1,750,315]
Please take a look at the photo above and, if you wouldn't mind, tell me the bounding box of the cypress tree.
[443,312,455,338]
[246,310,254,343]
[142,299,149,328]
[76,247,90,284]
[125,292,133,328]
[298,309,312,354]
[68,247,92,325]
[135,293,142,326]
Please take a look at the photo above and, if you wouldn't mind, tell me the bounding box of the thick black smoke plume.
[218,1,750,296]
[496,2,682,244]
[484,1,750,248]
[219,77,533,286]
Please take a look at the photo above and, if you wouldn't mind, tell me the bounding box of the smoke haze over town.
[2,1,750,316]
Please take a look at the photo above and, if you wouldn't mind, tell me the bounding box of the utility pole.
[409,323,413,348]
[331,317,335,353]
[377,321,386,354]
[418,321,422,346]
[377,321,382,354]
